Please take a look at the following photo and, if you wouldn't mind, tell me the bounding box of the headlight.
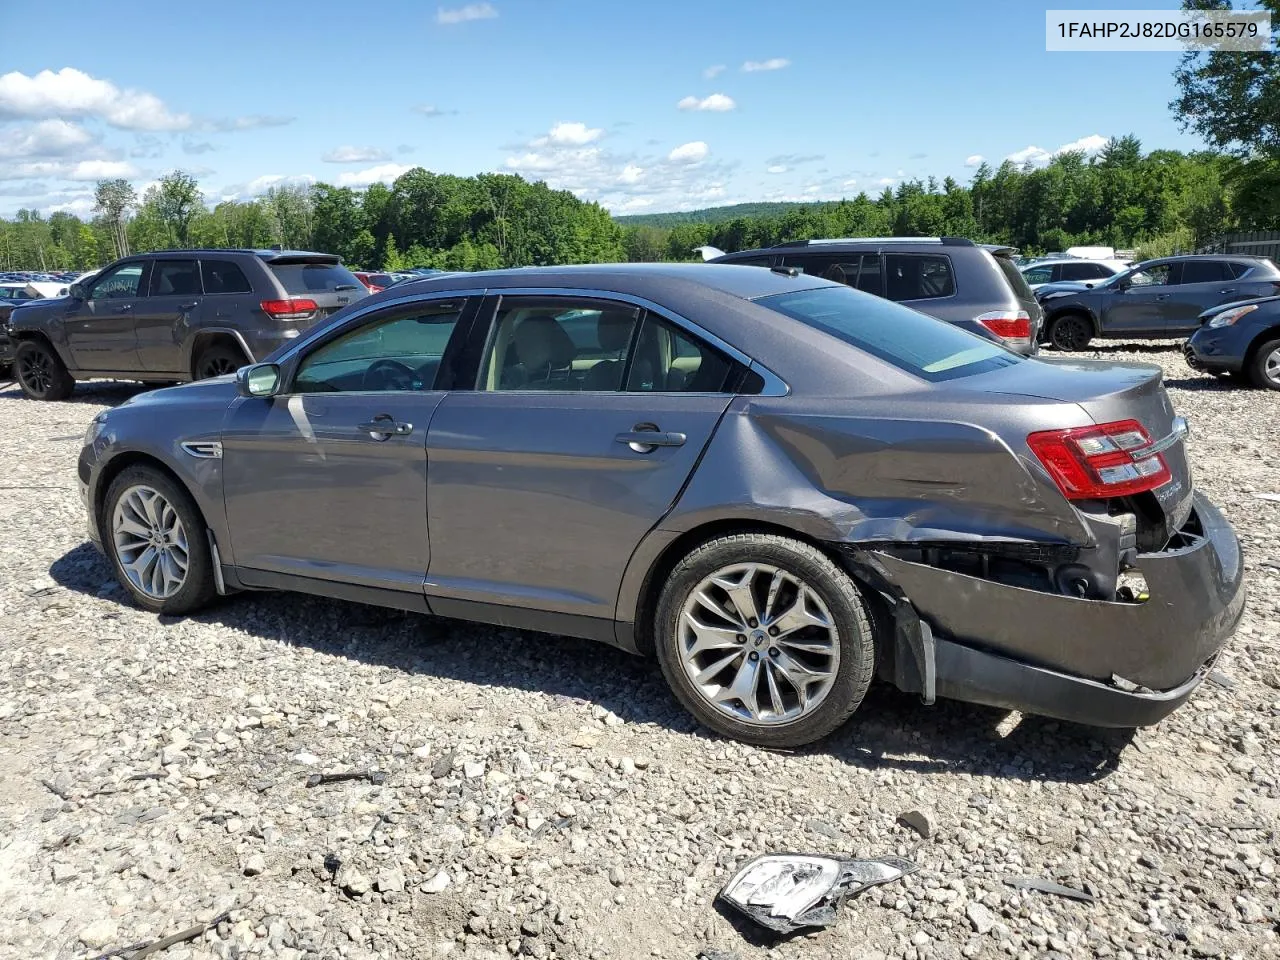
[84,412,108,446]
[1207,303,1258,328]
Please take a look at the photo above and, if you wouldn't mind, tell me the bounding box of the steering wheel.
[362,358,417,391]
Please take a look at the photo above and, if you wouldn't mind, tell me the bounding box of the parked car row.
[71,261,1243,746]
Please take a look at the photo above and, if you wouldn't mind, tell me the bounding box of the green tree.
[93,178,136,258]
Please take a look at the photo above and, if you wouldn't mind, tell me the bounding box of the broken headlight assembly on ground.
[717,854,918,934]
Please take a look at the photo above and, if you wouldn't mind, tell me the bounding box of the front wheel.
[103,466,217,614]
[14,340,74,400]
[654,533,875,747]
[1248,338,1280,391]
[194,343,248,381]
[1048,314,1093,352]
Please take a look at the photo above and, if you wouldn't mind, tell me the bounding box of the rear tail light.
[976,310,1032,348]
[260,298,318,320]
[1027,419,1171,500]
[368,285,384,293]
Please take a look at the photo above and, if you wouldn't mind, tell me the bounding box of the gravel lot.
[0,343,1277,960]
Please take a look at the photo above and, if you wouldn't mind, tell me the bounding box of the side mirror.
[68,282,86,300]
[236,363,281,398]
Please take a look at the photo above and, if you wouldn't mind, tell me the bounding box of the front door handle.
[615,429,687,453]
[358,414,413,440]
[114,303,132,313]
[1152,294,1168,301]
[179,301,199,310]
[1219,288,1236,295]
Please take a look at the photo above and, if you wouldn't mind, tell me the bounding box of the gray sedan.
[77,264,1244,746]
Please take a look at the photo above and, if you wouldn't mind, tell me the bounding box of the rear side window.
[884,254,955,300]
[761,285,1020,383]
[1022,264,1053,284]
[1226,262,1252,279]
[1059,261,1110,281]
[268,260,363,294]
[1178,261,1230,284]
[201,260,252,294]
[625,315,735,393]
[992,254,1036,300]
[784,254,883,295]
[149,260,201,297]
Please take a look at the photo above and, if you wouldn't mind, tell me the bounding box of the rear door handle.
[179,301,199,310]
[1152,294,1168,301]
[615,430,686,452]
[358,414,413,440]
[1219,288,1236,295]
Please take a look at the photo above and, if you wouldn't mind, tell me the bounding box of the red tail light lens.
[976,310,1032,347]
[260,298,318,320]
[368,285,384,293]
[1027,419,1171,500]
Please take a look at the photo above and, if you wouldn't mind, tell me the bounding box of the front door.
[136,258,203,374]
[1101,262,1177,334]
[221,297,476,597]
[425,295,737,623]
[64,260,148,371]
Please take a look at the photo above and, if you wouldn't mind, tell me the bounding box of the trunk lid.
[262,254,369,320]
[961,357,1194,541]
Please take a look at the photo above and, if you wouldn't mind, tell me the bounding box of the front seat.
[511,315,576,389]
[582,312,636,390]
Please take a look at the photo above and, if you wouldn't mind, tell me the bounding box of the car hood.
[117,375,239,410]
[1036,280,1109,299]
[1198,293,1280,320]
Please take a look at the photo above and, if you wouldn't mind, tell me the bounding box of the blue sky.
[0,0,1209,219]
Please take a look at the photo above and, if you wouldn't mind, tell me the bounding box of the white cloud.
[668,141,709,163]
[0,67,191,130]
[964,154,985,167]
[323,145,392,163]
[413,105,457,118]
[335,163,413,187]
[66,160,137,180]
[742,58,790,72]
[621,197,653,210]
[618,163,644,184]
[877,176,897,185]
[703,65,726,79]
[842,178,858,187]
[767,164,787,174]
[49,195,96,217]
[207,114,293,132]
[536,121,602,146]
[0,119,96,159]
[676,93,736,112]
[437,3,497,24]
[1005,133,1107,167]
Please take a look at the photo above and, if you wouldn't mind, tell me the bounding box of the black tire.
[14,339,74,401]
[194,343,248,381]
[1248,337,1280,391]
[653,532,875,748]
[1048,313,1093,352]
[102,466,217,615]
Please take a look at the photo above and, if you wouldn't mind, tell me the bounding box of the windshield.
[760,285,1022,382]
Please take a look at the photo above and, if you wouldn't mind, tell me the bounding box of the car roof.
[396,262,831,301]
[127,248,339,260]
[720,237,1017,258]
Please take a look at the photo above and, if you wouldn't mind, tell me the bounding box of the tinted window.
[884,254,955,300]
[625,316,734,393]
[201,260,252,294]
[1023,265,1053,284]
[1225,261,1252,279]
[761,285,1019,383]
[1059,261,1111,281]
[1128,263,1172,286]
[88,262,144,300]
[785,254,883,295]
[268,260,362,294]
[1178,260,1229,284]
[149,259,201,297]
[479,298,641,391]
[294,300,465,393]
[993,253,1036,300]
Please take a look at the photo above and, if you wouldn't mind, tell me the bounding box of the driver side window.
[293,300,465,394]
[1127,264,1172,287]
[89,262,144,300]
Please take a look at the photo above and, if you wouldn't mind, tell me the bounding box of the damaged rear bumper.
[863,492,1245,728]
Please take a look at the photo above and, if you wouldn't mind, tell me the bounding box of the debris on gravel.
[1,348,1278,960]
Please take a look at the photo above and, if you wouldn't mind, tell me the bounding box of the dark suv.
[1036,254,1280,351]
[7,249,367,400]
[709,237,1043,354]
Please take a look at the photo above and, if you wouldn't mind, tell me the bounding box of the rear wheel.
[194,343,248,381]
[103,466,216,614]
[14,339,74,400]
[653,533,875,747]
[1048,313,1093,352]
[1248,337,1280,391]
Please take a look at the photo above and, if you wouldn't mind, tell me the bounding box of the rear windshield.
[991,252,1036,302]
[267,261,362,294]
[759,285,1022,382]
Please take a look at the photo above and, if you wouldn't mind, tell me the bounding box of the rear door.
[64,260,147,371]
[424,294,737,624]
[260,255,367,325]
[1165,259,1235,334]
[135,258,202,374]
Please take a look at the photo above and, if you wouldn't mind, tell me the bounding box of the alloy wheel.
[1263,345,1280,388]
[677,562,840,726]
[1051,316,1091,351]
[200,355,238,378]
[111,485,190,600]
[18,349,53,394]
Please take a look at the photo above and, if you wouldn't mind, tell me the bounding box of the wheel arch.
[11,329,73,366]
[1046,306,1100,337]
[93,450,209,546]
[623,518,887,658]
[1242,324,1280,378]
[187,329,253,380]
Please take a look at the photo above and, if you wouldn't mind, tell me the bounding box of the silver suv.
[7,249,367,400]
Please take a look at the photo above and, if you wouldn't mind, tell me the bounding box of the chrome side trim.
[180,440,223,459]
